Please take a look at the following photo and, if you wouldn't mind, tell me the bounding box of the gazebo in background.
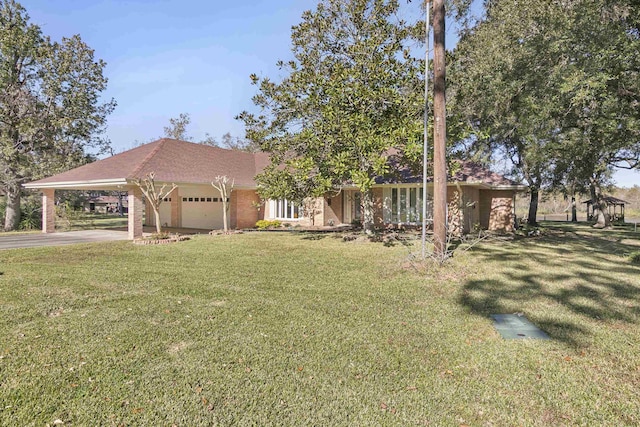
[584,196,628,223]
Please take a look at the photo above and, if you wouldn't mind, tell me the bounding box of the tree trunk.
[154,208,162,234]
[432,0,447,257]
[571,196,577,222]
[527,187,539,225]
[222,200,228,232]
[118,192,124,216]
[3,185,21,231]
[362,188,374,234]
[590,180,610,228]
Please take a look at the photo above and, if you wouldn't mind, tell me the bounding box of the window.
[182,197,187,202]
[269,199,302,220]
[384,187,431,224]
[206,198,212,202]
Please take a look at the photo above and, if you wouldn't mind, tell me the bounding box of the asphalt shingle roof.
[27,139,522,190]
[28,138,270,188]
[376,151,520,187]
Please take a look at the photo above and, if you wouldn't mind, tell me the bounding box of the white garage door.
[158,197,172,227]
[181,194,225,230]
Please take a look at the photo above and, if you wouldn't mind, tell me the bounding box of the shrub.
[255,220,281,230]
[55,201,84,230]
[0,193,42,230]
[630,251,640,265]
[149,232,171,240]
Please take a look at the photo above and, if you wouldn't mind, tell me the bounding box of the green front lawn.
[60,213,128,231]
[1,224,639,426]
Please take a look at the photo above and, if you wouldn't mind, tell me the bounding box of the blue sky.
[18,0,640,187]
[21,0,319,149]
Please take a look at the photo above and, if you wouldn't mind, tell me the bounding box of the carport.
[24,180,145,240]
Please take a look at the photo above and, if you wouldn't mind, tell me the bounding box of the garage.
[180,187,225,230]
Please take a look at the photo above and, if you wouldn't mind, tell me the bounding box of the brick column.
[128,187,144,240]
[42,189,56,233]
[170,188,181,228]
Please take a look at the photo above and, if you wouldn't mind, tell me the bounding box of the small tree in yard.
[133,172,177,234]
[211,175,234,232]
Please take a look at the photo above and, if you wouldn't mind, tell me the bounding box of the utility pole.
[432,0,447,258]
[421,0,431,259]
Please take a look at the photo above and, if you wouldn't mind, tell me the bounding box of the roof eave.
[23,178,130,190]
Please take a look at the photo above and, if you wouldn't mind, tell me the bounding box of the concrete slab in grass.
[491,314,550,340]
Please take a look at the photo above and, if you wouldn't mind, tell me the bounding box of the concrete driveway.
[0,230,129,250]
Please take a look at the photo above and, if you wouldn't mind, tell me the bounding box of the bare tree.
[133,172,177,234]
[163,113,192,140]
[211,175,234,232]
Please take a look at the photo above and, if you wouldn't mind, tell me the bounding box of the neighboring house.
[24,138,525,239]
[84,194,128,214]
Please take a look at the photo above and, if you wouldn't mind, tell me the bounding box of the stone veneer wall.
[446,186,482,235]
[479,190,515,232]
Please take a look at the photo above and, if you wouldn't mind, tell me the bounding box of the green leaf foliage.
[450,0,639,224]
[0,0,115,230]
[238,0,424,230]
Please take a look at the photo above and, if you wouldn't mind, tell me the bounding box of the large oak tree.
[0,0,115,230]
[450,0,639,226]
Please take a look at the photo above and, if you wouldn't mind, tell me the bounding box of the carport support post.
[128,187,144,240]
[42,189,56,233]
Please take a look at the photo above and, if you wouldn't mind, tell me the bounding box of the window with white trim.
[383,186,432,224]
[269,199,302,220]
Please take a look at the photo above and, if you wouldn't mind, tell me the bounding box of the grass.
[0,223,639,426]
[60,213,128,231]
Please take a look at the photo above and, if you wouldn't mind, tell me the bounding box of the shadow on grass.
[300,233,329,240]
[459,223,640,347]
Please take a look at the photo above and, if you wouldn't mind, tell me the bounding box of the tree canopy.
[450,0,639,226]
[239,0,424,232]
[0,0,115,230]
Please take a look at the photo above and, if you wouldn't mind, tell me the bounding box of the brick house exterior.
[25,139,525,239]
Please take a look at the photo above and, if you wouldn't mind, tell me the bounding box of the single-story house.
[24,138,526,239]
[83,194,128,214]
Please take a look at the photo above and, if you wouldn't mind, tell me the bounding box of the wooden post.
[432,0,447,257]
